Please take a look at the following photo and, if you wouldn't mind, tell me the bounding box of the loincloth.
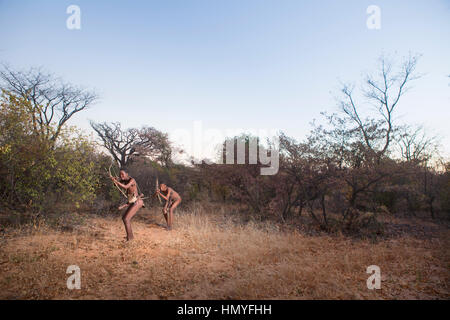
[128,194,145,208]
[128,194,138,204]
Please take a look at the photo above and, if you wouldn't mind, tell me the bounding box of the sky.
[0,0,449,160]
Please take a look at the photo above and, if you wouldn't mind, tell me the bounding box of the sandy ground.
[0,206,449,299]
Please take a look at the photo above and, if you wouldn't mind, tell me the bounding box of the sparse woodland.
[0,55,449,299]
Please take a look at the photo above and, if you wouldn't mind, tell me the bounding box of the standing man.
[111,169,144,241]
[156,183,181,231]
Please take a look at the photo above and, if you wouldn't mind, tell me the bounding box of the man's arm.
[112,177,134,190]
[157,189,171,201]
[157,189,171,213]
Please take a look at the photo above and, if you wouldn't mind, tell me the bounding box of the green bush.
[0,92,107,214]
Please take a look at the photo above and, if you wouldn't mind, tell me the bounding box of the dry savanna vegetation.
[1,203,448,300]
[1,55,449,300]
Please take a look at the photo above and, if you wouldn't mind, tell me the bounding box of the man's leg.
[122,199,143,241]
[163,200,172,229]
[163,207,168,226]
[168,199,181,230]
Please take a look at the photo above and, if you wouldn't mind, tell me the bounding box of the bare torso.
[164,187,181,201]
[121,178,138,197]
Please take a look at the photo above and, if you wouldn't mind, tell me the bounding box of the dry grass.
[0,203,449,300]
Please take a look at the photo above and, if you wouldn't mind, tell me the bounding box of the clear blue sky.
[1,0,449,158]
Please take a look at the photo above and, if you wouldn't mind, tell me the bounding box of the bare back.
[165,187,181,201]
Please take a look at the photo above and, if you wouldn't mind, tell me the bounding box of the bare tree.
[339,54,421,160]
[396,124,439,163]
[90,121,172,168]
[0,65,98,143]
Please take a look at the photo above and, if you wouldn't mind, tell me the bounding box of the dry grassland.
[1,204,448,299]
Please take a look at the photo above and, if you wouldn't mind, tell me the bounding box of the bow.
[155,176,162,204]
[105,163,127,199]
